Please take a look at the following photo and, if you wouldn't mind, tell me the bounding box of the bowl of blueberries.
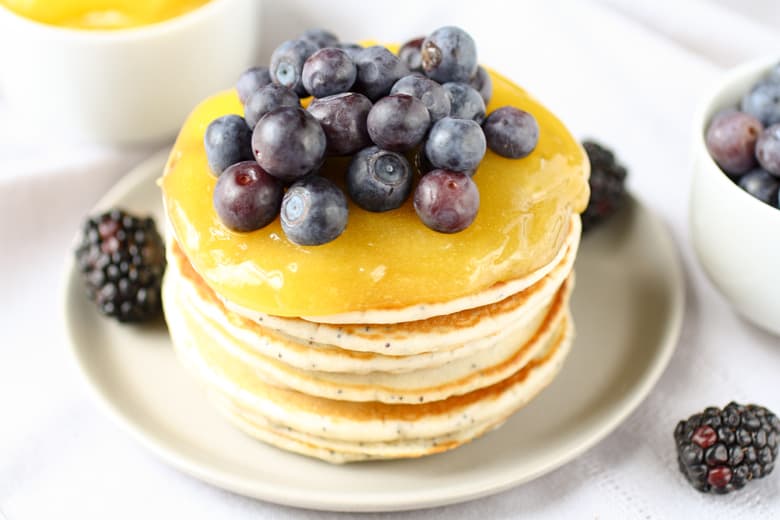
[691,56,780,335]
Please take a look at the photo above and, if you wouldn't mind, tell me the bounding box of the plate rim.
[61,150,686,512]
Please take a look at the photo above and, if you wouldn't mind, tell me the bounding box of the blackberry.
[581,140,628,233]
[75,209,166,323]
[675,402,779,494]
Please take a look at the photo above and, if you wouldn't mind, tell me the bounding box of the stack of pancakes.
[160,68,589,463]
[163,216,580,463]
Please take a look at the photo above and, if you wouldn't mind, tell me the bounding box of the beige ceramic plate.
[62,150,684,512]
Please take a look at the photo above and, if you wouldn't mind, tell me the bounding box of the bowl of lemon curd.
[0,0,260,144]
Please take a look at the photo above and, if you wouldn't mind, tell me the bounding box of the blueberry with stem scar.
[281,175,348,245]
[347,146,413,212]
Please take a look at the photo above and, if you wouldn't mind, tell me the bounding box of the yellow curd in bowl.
[0,0,211,29]
[162,68,589,318]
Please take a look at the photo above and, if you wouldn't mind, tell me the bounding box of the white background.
[1,0,779,518]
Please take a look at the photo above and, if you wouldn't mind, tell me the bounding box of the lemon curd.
[0,0,210,29]
[162,69,589,318]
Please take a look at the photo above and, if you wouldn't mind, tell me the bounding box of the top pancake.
[225,214,580,325]
[160,65,589,319]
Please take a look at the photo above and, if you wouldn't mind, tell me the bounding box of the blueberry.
[204,115,253,175]
[300,28,339,49]
[738,168,780,206]
[391,74,451,122]
[244,84,300,129]
[705,109,762,175]
[252,107,326,182]
[398,37,424,72]
[236,66,272,104]
[367,94,430,152]
[281,175,348,245]
[346,146,413,212]
[741,81,780,127]
[353,46,410,101]
[756,124,780,176]
[442,82,486,122]
[421,26,478,83]
[213,161,283,232]
[425,117,486,173]
[469,66,493,105]
[336,42,363,60]
[414,169,480,233]
[421,142,479,178]
[307,92,372,155]
[270,39,318,97]
[483,106,539,158]
[302,47,357,98]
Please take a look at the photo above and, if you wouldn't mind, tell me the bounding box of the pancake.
[160,70,589,320]
[222,213,581,327]
[216,394,509,463]
[216,393,508,463]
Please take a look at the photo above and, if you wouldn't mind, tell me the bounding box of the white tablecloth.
[2,1,779,518]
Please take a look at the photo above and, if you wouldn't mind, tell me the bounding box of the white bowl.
[690,55,780,335]
[0,0,260,145]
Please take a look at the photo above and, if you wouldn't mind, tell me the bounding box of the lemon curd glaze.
[162,67,589,318]
[0,0,210,29]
